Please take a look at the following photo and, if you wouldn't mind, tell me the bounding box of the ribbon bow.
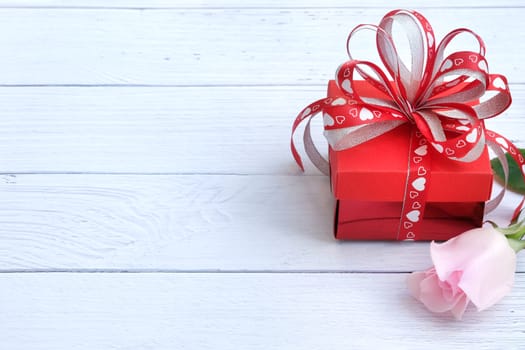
[291,9,525,239]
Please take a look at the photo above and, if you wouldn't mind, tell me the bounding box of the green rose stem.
[487,219,525,253]
[507,238,525,253]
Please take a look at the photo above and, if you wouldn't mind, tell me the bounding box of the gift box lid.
[327,80,494,202]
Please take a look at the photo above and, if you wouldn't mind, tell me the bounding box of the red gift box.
[327,80,494,241]
[291,9,523,242]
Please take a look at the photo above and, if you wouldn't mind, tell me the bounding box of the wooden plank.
[2,272,525,349]
[0,8,522,85]
[0,0,523,8]
[0,86,523,174]
[0,174,522,272]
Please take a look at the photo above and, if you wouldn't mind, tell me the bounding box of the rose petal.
[438,270,463,302]
[407,270,428,299]
[450,293,469,320]
[458,234,516,310]
[417,270,464,313]
[431,227,505,281]
[431,226,516,311]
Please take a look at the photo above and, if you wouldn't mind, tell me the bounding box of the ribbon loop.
[377,9,435,103]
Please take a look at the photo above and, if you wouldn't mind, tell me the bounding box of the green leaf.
[491,148,525,194]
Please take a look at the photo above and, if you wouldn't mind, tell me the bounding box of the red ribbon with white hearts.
[291,9,525,240]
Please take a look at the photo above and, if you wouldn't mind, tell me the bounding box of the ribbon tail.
[304,118,330,175]
[290,98,331,174]
[485,130,525,223]
[291,138,305,172]
[513,197,525,224]
[484,139,508,215]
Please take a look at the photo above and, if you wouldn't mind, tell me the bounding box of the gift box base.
[334,200,485,241]
[325,80,492,241]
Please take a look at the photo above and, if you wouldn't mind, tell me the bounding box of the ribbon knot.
[291,9,525,239]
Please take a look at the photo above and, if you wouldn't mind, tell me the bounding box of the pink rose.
[407,226,517,319]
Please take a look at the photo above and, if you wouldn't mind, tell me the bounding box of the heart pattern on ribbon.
[399,130,430,240]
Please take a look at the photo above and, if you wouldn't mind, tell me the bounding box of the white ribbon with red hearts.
[291,9,524,239]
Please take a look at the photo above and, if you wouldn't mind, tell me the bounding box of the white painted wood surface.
[1,1,525,349]
[3,273,525,350]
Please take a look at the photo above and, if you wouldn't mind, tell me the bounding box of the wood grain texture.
[0,7,522,85]
[0,86,523,174]
[2,272,525,350]
[0,0,523,8]
[0,174,522,272]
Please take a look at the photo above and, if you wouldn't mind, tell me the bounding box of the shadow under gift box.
[327,80,493,241]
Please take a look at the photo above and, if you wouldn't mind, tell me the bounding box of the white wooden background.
[1,1,525,349]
